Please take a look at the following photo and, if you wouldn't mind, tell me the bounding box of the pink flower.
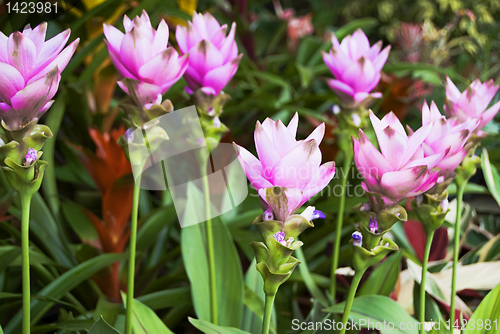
[235,113,335,221]
[445,77,500,135]
[0,23,79,130]
[322,29,390,108]
[353,111,445,204]
[176,12,242,96]
[418,101,478,178]
[103,11,188,106]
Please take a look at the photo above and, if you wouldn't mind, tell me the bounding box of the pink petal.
[372,45,390,72]
[374,124,407,170]
[304,122,325,145]
[26,22,47,56]
[287,112,299,138]
[0,32,8,62]
[202,55,241,95]
[119,28,153,77]
[103,23,124,54]
[188,40,224,77]
[117,80,162,106]
[123,15,133,32]
[358,129,393,176]
[353,136,380,188]
[478,100,500,130]
[175,25,189,54]
[255,121,281,174]
[364,40,382,60]
[219,22,238,63]
[273,119,300,156]
[340,57,378,93]
[139,48,185,88]
[349,29,370,59]
[151,20,169,55]
[327,79,355,97]
[301,161,336,204]
[402,123,432,164]
[0,62,25,102]
[28,38,79,84]
[372,111,407,137]
[8,32,37,79]
[10,68,60,125]
[105,40,138,79]
[379,166,429,200]
[38,29,70,63]
[234,144,272,189]
[270,139,321,189]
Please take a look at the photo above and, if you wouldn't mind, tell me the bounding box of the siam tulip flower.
[176,12,242,96]
[103,11,189,107]
[0,23,79,130]
[353,111,446,205]
[418,101,478,179]
[445,77,500,136]
[322,29,391,108]
[235,112,335,221]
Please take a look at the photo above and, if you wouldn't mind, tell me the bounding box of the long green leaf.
[5,253,125,334]
[181,183,244,327]
[325,295,419,334]
[189,317,251,334]
[88,318,120,334]
[481,148,500,207]
[358,251,401,296]
[465,282,500,334]
[121,292,174,334]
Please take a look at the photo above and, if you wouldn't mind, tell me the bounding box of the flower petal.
[29,38,79,84]
[255,121,281,174]
[304,122,325,145]
[379,166,429,200]
[234,143,272,189]
[119,27,152,77]
[37,29,70,63]
[202,55,241,95]
[8,32,37,79]
[0,62,25,102]
[271,139,321,189]
[151,20,169,55]
[26,22,47,56]
[301,161,335,204]
[103,23,124,53]
[287,112,299,138]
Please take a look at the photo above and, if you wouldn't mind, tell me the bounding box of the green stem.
[125,182,141,334]
[21,192,33,334]
[450,181,466,332]
[339,269,364,334]
[262,294,276,334]
[420,230,435,334]
[202,167,218,325]
[330,152,352,302]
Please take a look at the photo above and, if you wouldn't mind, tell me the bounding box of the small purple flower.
[330,104,341,115]
[352,231,363,247]
[360,202,371,212]
[274,231,286,246]
[351,113,361,127]
[369,216,378,233]
[125,127,135,143]
[440,199,449,212]
[25,148,37,166]
[263,206,274,221]
[300,206,325,221]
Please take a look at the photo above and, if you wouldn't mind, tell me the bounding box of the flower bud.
[300,206,326,221]
[263,206,274,221]
[351,113,361,127]
[352,231,363,247]
[24,148,37,166]
[369,216,378,233]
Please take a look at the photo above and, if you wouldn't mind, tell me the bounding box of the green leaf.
[88,317,120,334]
[61,201,99,244]
[188,317,251,334]
[358,251,401,296]
[5,253,126,333]
[465,282,500,333]
[136,287,191,310]
[481,148,500,207]
[121,292,174,334]
[325,295,419,334]
[181,184,244,327]
[181,218,244,327]
[295,247,329,307]
[334,18,379,40]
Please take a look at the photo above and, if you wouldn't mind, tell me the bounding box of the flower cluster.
[322,29,390,109]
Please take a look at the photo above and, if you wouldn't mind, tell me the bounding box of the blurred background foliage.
[0,0,500,333]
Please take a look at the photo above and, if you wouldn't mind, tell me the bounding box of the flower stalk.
[125,180,141,334]
[339,269,365,334]
[21,192,32,334]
